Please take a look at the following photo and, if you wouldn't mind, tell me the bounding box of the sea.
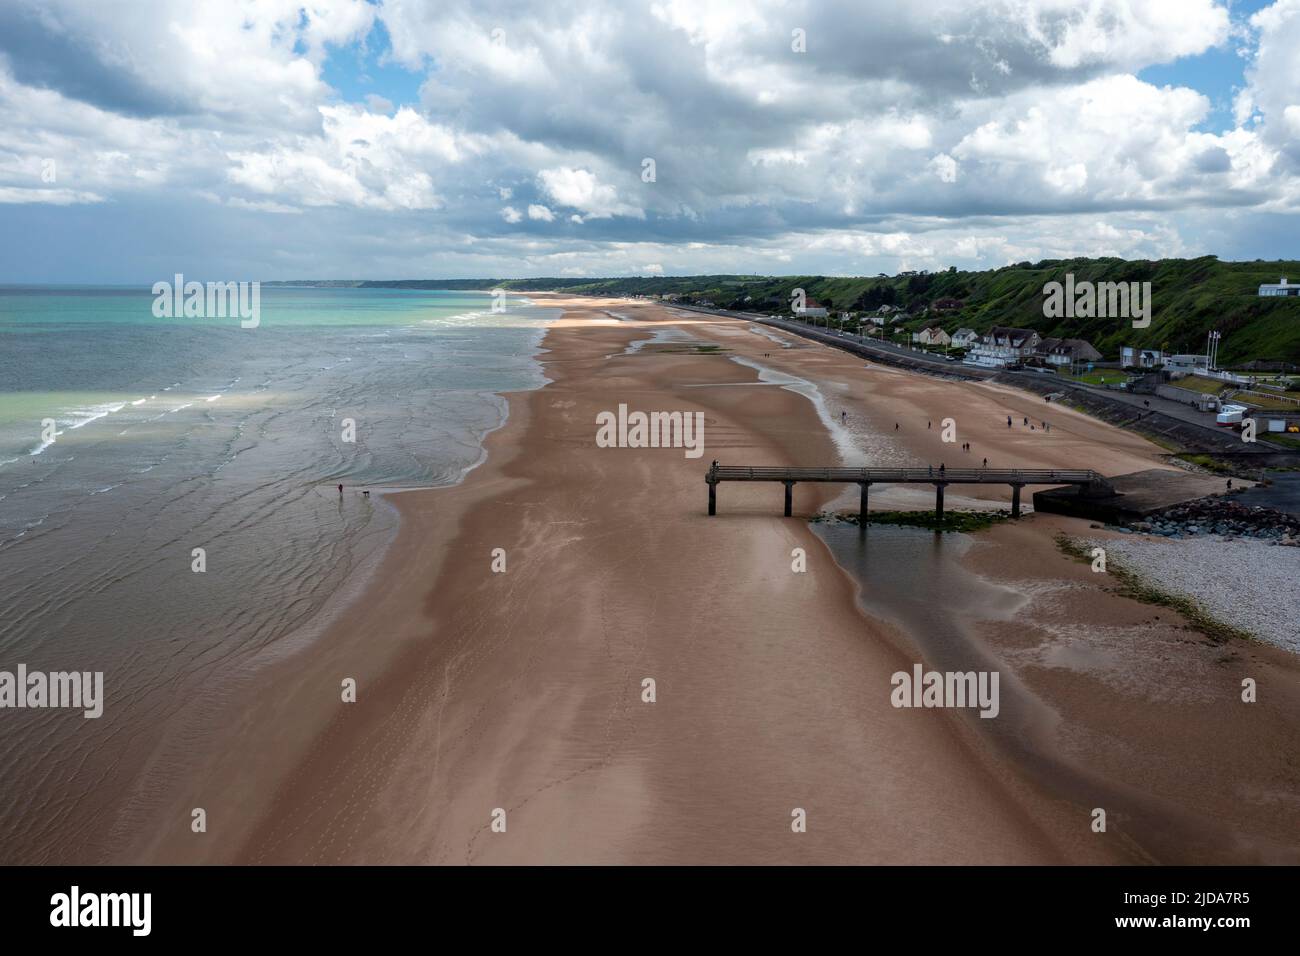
[0,285,558,862]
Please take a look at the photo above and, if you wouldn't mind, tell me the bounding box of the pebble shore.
[1093,534,1300,653]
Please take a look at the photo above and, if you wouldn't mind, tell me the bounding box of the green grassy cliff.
[482,257,1300,364]
[288,256,1300,364]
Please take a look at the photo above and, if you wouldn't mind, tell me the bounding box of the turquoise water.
[0,285,557,862]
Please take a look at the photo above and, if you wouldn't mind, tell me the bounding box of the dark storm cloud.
[0,3,187,118]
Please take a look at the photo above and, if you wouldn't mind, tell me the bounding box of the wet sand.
[133,297,1298,864]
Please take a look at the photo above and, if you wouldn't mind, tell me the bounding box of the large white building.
[1259,277,1300,297]
[964,327,1040,367]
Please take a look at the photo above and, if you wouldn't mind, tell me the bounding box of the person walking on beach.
[1007,416,1012,428]
[895,423,899,430]
[982,457,988,467]
[337,483,343,495]
[928,420,932,430]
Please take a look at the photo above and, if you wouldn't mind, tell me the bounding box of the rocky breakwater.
[1108,496,1300,545]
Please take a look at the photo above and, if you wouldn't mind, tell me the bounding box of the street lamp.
[1207,330,1221,372]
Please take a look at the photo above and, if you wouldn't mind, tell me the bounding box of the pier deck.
[705,463,1113,519]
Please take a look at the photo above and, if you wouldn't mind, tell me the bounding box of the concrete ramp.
[1033,469,1226,522]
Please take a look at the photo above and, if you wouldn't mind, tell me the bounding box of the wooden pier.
[705,463,1113,520]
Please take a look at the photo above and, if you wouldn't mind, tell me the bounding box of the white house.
[1036,337,1102,367]
[869,306,905,326]
[951,328,979,348]
[1259,277,1300,297]
[911,326,951,346]
[964,327,1040,367]
[1121,346,1163,368]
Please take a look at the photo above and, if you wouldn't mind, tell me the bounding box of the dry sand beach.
[134,296,1299,865]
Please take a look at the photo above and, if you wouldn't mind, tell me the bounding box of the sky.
[0,0,1297,282]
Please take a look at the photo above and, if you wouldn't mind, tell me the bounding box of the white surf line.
[27,402,128,456]
[747,323,797,348]
[728,355,866,466]
[680,381,784,387]
[71,403,126,427]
